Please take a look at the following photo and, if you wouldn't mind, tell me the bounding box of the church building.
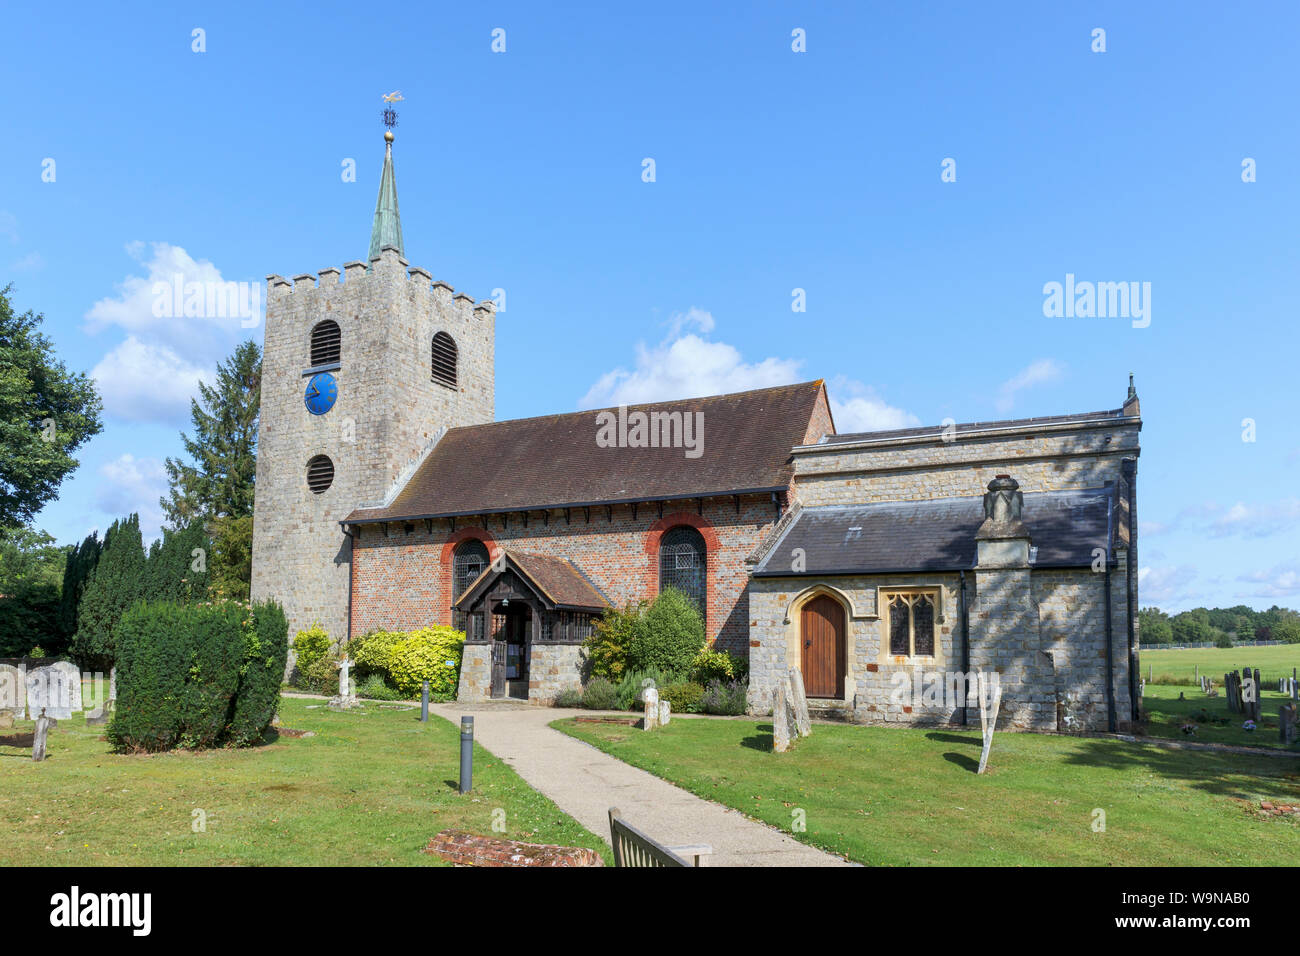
[251,132,1141,732]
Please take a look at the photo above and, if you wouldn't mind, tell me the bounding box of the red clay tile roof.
[453,550,611,611]
[345,381,826,524]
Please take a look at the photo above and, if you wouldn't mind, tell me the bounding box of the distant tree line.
[1139,605,1300,648]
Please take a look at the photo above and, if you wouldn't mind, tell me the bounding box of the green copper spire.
[368,130,404,262]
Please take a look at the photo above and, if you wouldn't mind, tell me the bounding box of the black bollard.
[420,681,429,722]
[459,716,474,793]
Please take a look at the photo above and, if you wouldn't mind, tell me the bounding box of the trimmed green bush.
[108,599,288,752]
[661,681,705,714]
[226,601,289,745]
[625,587,705,676]
[581,677,618,710]
[691,648,748,684]
[554,688,584,708]
[348,629,405,678]
[701,679,748,716]
[299,654,339,694]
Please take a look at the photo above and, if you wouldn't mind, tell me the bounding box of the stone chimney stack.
[975,475,1031,568]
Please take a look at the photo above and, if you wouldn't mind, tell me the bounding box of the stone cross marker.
[337,656,353,698]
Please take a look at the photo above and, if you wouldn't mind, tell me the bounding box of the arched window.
[310,319,341,366]
[431,331,458,388]
[452,539,489,631]
[306,454,334,494]
[659,525,706,617]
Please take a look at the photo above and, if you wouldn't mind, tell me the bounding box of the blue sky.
[2,1,1297,612]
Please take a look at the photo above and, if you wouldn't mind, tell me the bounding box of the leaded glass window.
[659,526,706,617]
[452,540,489,632]
[885,590,938,659]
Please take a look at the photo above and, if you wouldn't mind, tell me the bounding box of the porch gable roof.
[453,550,611,613]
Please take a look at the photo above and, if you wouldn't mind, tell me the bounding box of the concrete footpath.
[430,702,853,867]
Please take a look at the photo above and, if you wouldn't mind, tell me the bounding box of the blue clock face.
[304,372,338,415]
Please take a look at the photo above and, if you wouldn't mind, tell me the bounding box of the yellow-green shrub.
[350,629,405,678]
[292,623,332,671]
[386,626,466,698]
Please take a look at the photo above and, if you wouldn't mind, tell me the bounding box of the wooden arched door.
[800,595,846,698]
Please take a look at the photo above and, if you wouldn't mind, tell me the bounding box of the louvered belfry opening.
[431,331,458,388]
[311,319,341,366]
[306,454,334,494]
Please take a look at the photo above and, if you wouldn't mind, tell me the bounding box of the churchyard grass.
[555,716,1300,865]
[1139,644,1300,685]
[0,696,609,865]
[1141,683,1298,750]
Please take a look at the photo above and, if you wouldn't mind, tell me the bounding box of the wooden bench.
[607,807,713,867]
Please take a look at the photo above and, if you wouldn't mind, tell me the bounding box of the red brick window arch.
[451,538,489,631]
[659,525,707,617]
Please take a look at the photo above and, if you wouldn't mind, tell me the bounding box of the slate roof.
[815,408,1132,447]
[751,487,1116,576]
[453,550,610,612]
[345,381,825,524]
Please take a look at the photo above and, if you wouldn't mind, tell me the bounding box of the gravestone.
[658,700,671,727]
[976,671,1003,775]
[1279,703,1297,747]
[787,667,812,737]
[772,679,793,753]
[26,664,80,720]
[0,663,25,719]
[32,711,51,762]
[642,685,659,731]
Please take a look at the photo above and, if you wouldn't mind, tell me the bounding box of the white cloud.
[91,336,209,424]
[96,454,168,545]
[1208,498,1300,538]
[995,358,1065,413]
[9,251,43,271]
[85,241,255,352]
[1138,564,1198,607]
[828,376,921,433]
[1237,563,1300,598]
[578,310,804,408]
[0,210,18,244]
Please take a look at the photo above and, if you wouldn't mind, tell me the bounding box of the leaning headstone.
[658,700,671,727]
[0,663,25,719]
[32,710,51,762]
[976,671,1003,775]
[772,680,793,753]
[787,667,812,737]
[642,685,659,731]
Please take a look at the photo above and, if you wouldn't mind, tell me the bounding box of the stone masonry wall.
[251,248,495,648]
[748,567,1132,732]
[791,423,1141,506]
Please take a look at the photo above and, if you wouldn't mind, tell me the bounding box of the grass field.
[1139,644,1300,684]
[0,697,608,866]
[555,716,1300,866]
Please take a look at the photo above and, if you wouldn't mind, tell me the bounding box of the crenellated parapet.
[265,247,495,314]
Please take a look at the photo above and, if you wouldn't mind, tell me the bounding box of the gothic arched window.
[310,319,341,366]
[452,539,489,631]
[658,525,706,618]
[431,331,458,389]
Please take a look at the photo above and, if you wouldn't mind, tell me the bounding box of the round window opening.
[306,455,334,494]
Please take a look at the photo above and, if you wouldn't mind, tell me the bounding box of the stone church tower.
[251,130,496,646]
